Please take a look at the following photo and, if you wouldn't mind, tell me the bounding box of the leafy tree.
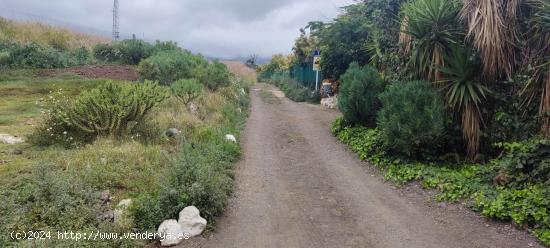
[308,4,372,79]
[260,54,292,73]
[292,28,317,65]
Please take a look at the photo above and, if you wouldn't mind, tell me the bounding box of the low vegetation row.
[332,119,550,244]
[264,74,320,103]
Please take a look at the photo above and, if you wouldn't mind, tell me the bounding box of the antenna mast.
[112,0,120,40]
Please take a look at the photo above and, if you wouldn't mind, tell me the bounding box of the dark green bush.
[495,138,550,186]
[31,81,168,147]
[171,78,203,104]
[377,80,446,156]
[138,51,206,85]
[338,62,383,126]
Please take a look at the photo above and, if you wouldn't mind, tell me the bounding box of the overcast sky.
[0,0,353,59]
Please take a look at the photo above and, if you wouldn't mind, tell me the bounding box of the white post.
[315,70,319,91]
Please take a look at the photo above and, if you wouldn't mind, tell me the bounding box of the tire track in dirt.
[180,83,543,248]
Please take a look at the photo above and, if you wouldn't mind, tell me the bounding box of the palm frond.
[438,45,490,158]
[460,0,516,77]
[403,0,462,80]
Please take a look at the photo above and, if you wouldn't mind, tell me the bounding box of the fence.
[259,64,323,90]
[289,64,322,89]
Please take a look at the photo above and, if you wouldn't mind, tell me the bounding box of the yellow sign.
[313,56,321,71]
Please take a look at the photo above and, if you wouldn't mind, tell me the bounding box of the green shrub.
[495,138,550,186]
[7,42,66,68]
[198,61,231,91]
[338,62,383,126]
[69,46,92,65]
[138,51,206,85]
[266,75,313,102]
[0,51,9,67]
[93,40,153,65]
[31,81,168,147]
[116,39,153,65]
[377,80,446,156]
[151,40,181,54]
[93,43,121,63]
[171,78,203,104]
[473,186,550,229]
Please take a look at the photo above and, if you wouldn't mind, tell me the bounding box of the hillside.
[0,17,108,50]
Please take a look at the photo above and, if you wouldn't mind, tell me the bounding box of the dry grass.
[0,17,108,50]
[222,61,257,84]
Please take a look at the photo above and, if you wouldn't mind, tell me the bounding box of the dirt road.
[184,83,542,248]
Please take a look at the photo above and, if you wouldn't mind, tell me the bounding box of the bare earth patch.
[40,65,140,81]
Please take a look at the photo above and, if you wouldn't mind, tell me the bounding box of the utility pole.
[112,0,120,40]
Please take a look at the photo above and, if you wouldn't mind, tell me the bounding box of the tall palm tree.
[438,45,491,158]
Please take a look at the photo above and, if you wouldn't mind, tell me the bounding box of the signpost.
[313,49,321,91]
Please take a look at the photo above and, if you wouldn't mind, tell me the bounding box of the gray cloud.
[0,0,350,58]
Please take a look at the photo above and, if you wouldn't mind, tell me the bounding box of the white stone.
[321,96,338,109]
[0,134,24,144]
[187,102,198,114]
[157,219,186,246]
[114,199,132,223]
[225,134,237,143]
[178,206,207,237]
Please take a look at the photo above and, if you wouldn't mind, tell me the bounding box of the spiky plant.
[401,0,462,80]
[438,45,491,158]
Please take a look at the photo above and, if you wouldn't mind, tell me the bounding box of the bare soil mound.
[41,65,140,81]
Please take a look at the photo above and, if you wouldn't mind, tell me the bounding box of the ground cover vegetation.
[0,19,252,247]
[268,0,550,245]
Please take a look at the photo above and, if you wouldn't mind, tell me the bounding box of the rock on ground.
[114,199,132,223]
[158,219,186,247]
[166,128,181,138]
[225,134,237,143]
[178,206,207,237]
[0,134,24,144]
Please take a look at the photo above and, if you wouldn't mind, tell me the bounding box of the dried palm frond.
[460,0,515,77]
[522,0,550,136]
[399,16,412,55]
[463,103,481,158]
